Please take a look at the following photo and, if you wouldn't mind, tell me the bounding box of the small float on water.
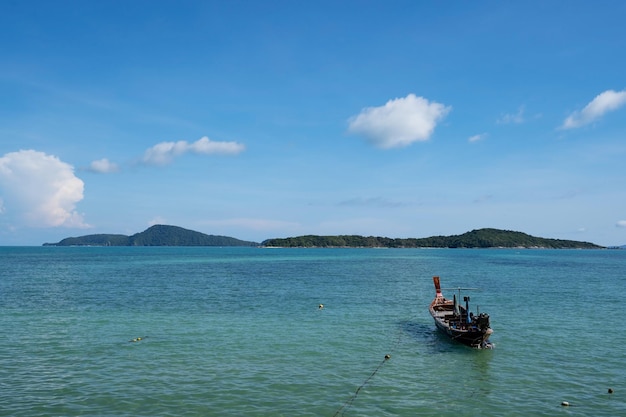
[429,276,493,349]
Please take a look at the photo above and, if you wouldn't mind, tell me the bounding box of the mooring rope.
[331,354,391,417]
[331,323,407,417]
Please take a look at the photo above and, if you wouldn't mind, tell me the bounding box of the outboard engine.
[476,313,490,331]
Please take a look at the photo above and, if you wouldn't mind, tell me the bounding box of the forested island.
[44,225,604,249]
[43,225,259,247]
[261,228,603,249]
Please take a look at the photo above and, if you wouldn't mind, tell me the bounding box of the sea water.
[0,247,624,416]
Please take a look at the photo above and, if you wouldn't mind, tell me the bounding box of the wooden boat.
[429,276,493,348]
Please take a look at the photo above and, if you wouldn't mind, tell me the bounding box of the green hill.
[261,228,603,249]
[44,226,603,248]
[44,225,259,247]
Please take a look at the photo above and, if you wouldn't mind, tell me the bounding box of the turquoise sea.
[1,247,625,416]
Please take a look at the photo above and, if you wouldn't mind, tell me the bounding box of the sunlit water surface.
[1,247,624,416]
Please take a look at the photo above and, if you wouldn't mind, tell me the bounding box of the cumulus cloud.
[468,133,488,143]
[88,158,119,173]
[562,89,626,129]
[347,94,451,149]
[616,220,626,228]
[0,150,89,228]
[142,136,246,165]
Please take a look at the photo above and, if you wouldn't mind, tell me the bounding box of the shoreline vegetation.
[43,225,606,249]
[261,228,603,249]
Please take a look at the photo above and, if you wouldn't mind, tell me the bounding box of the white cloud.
[468,133,488,143]
[0,150,89,228]
[338,197,406,208]
[149,216,167,226]
[616,220,626,228]
[562,89,626,129]
[473,194,493,203]
[347,94,451,149]
[498,106,525,124]
[201,217,300,232]
[88,158,119,173]
[142,136,246,165]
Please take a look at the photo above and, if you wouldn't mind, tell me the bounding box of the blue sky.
[1,1,625,246]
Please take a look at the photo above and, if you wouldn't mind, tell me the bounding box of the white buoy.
[561,401,570,407]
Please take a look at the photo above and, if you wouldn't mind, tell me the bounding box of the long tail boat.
[429,276,493,348]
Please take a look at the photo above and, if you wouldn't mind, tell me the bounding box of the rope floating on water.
[332,354,391,417]
[330,314,408,416]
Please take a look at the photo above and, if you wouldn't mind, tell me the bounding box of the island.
[43,225,259,247]
[261,228,603,249]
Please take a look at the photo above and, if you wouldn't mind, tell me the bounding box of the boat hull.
[432,316,493,348]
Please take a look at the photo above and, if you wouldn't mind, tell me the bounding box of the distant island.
[43,225,259,247]
[261,228,603,249]
[44,225,605,249]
